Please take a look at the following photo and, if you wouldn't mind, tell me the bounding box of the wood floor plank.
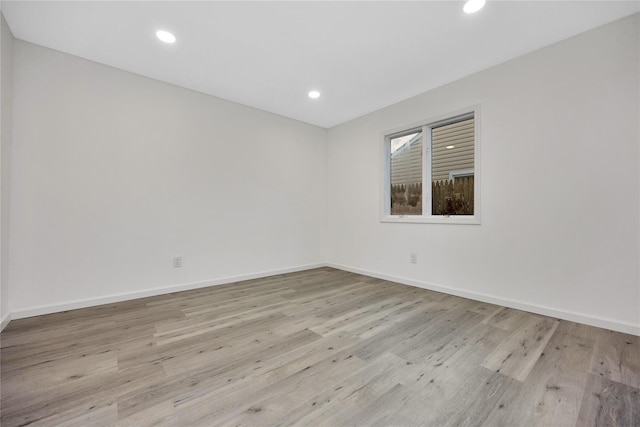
[309,298,413,337]
[160,327,320,377]
[482,306,528,330]
[143,331,354,417]
[1,267,637,426]
[392,310,485,363]
[481,315,560,381]
[351,306,460,362]
[216,351,371,427]
[2,351,118,396]
[482,324,594,427]
[339,383,412,426]
[348,299,429,340]
[274,352,409,427]
[116,401,175,427]
[427,367,516,427]
[363,327,512,426]
[41,404,119,427]
[589,330,640,388]
[576,373,640,427]
[116,329,326,417]
[1,364,167,426]
[172,347,366,426]
[467,300,503,317]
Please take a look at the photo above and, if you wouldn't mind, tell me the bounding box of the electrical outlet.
[410,253,417,264]
[173,256,182,268]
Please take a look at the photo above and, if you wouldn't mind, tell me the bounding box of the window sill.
[380,215,481,225]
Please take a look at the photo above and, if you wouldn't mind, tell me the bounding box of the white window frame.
[381,106,481,225]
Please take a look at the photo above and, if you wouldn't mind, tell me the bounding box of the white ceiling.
[2,1,639,128]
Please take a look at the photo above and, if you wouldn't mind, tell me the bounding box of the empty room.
[0,1,639,426]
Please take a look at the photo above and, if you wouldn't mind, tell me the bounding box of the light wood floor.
[1,267,639,426]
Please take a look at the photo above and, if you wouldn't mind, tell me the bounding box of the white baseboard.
[327,262,640,336]
[1,312,11,332]
[10,263,325,320]
[6,261,639,337]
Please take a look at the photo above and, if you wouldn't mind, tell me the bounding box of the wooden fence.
[391,176,474,215]
[391,183,422,215]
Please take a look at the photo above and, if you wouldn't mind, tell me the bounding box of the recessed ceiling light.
[308,90,321,99]
[463,0,486,14]
[446,145,455,149]
[156,30,176,44]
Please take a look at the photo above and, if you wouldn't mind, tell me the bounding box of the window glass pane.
[431,118,474,215]
[390,131,422,215]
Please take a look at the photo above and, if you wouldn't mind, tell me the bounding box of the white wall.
[1,12,14,329]
[9,40,327,316]
[327,14,640,334]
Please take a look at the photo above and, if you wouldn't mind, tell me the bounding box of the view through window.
[386,112,477,221]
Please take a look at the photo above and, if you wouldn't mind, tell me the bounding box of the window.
[383,108,480,224]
